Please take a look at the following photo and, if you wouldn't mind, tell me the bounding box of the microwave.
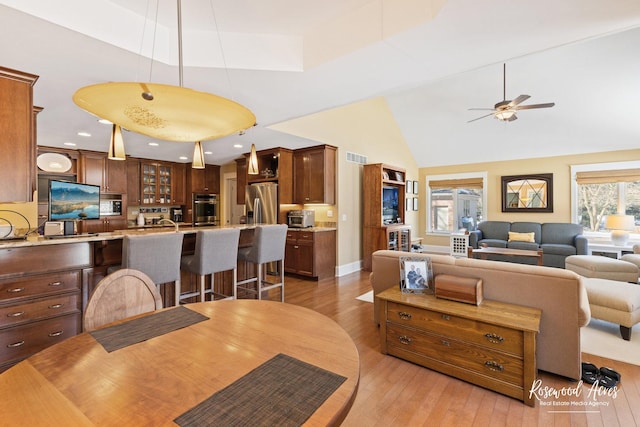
[287,210,315,228]
[99,200,122,216]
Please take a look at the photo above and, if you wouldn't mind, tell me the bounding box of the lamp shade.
[192,141,205,169]
[605,214,635,231]
[248,144,259,175]
[107,124,126,160]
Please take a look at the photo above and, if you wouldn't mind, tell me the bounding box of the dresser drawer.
[0,294,81,329]
[0,271,81,304]
[386,323,523,386]
[386,301,523,356]
[0,313,81,364]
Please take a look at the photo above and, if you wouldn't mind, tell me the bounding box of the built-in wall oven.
[192,194,218,226]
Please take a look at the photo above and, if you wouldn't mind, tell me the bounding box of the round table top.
[0,300,360,426]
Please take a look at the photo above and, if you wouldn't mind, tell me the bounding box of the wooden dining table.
[0,300,360,426]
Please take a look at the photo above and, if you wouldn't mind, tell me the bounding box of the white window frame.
[426,171,488,236]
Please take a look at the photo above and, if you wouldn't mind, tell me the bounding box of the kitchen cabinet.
[78,217,128,234]
[141,161,173,204]
[246,147,294,204]
[187,164,220,195]
[0,66,38,203]
[293,145,336,204]
[79,151,127,194]
[377,287,541,407]
[126,158,141,205]
[0,243,89,372]
[172,163,187,205]
[285,229,336,280]
[235,157,247,205]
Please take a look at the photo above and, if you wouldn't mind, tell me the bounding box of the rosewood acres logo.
[528,379,619,409]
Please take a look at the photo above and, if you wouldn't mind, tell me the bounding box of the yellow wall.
[419,148,640,247]
[0,193,39,237]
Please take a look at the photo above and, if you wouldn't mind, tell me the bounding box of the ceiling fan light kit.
[468,64,555,123]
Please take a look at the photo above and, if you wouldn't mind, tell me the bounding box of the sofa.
[370,250,591,380]
[469,221,588,268]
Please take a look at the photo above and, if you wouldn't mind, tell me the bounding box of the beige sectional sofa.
[370,250,591,380]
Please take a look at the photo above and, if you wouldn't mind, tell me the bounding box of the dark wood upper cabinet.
[293,145,337,205]
[0,67,38,203]
[187,164,220,195]
[79,151,127,194]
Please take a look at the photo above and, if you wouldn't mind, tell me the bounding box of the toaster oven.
[287,210,315,228]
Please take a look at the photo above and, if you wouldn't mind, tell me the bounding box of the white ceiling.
[1,0,640,167]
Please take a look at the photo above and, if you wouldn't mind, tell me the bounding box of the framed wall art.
[501,173,553,213]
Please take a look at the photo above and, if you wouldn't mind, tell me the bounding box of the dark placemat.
[174,353,348,427]
[90,306,209,352]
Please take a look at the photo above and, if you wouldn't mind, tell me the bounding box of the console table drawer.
[386,323,523,385]
[0,271,81,303]
[0,294,81,329]
[0,313,81,364]
[386,301,524,356]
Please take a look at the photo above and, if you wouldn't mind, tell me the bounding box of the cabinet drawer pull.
[48,330,64,337]
[7,311,25,317]
[48,303,64,309]
[7,341,25,348]
[398,311,412,320]
[484,333,504,344]
[441,314,450,321]
[7,287,25,293]
[398,335,412,345]
[48,281,64,287]
[484,361,504,372]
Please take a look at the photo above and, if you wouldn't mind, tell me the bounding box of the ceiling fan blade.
[508,94,530,107]
[516,102,555,110]
[468,108,495,111]
[467,112,496,123]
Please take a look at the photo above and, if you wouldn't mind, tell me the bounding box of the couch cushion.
[541,243,577,256]
[478,221,511,241]
[511,222,542,243]
[508,241,540,251]
[541,223,583,245]
[478,239,507,248]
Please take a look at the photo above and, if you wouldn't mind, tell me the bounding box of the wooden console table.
[376,287,541,406]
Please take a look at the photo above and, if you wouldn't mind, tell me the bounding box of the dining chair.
[236,224,287,301]
[180,228,241,304]
[83,268,162,332]
[114,232,184,307]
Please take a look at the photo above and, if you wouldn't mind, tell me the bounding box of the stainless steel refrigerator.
[245,182,278,225]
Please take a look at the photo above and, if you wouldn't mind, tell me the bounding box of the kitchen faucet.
[157,218,179,232]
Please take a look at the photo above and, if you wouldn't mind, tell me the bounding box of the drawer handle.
[441,340,450,347]
[441,314,450,321]
[484,361,504,372]
[398,311,412,320]
[48,281,64,287]
[7,341,25,348]
[7,311,25,317]
[48,330,64,338]
[48,303,64,309]
[484,333,504,344]
[398,335,412,345]
[7,287,25,293]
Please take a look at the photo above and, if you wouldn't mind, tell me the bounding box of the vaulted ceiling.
[2,0,640,167]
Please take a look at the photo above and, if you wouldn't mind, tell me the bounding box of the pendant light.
[107,124,126,160]
[248,144,259,175]
[192,141,205,169]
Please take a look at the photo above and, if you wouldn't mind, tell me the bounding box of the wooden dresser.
[376,287,541,406]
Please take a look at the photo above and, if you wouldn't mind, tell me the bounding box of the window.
[571,162,640,233]
[426,172,487,234]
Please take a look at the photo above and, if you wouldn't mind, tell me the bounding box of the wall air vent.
[346,151,367,164]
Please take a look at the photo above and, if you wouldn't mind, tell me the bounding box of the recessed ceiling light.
[179,156,188,160]
[233,144,243,148]
[148,142,159,146]
[204,151,212,155]
[64,142,76,146]
[98,119,112,125]
[77,131,91,137]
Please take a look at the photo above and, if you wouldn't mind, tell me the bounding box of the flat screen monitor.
[382,186,399,223]
[48,180,100,220]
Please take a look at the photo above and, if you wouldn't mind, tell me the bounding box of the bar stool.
[236,224,287,302]
[180,228,241,304]
[114,232,184,307]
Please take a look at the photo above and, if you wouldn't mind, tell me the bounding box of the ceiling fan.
[468,64,555,123]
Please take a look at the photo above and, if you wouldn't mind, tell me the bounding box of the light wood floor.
[283,271,640,427]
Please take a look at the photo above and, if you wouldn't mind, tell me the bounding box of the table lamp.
[605,214,635,246]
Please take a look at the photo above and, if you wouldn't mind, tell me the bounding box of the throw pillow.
[508,231,535,242]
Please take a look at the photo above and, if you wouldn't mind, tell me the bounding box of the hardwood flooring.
[283,271,640,427]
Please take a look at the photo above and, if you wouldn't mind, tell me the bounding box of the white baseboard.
[336,260,363,277]
[421,244,449,254]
